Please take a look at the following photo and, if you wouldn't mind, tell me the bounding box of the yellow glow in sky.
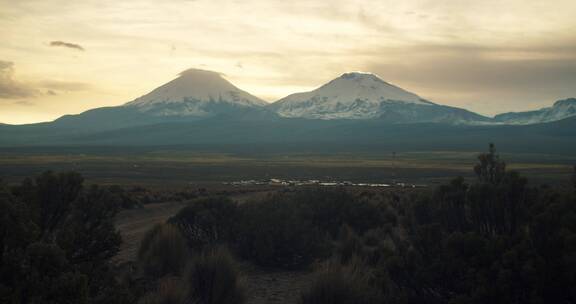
[1,0,575,124]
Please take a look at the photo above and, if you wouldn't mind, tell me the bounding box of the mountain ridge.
[495,98,576,124]
[125,68,268,117]
[270,72,489,123]
[1,66,574,154]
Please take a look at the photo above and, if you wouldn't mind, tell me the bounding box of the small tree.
[34,171,84,239]
[57,185,121,265]
[1,172,125,304]
[474,143,506,185]
[572,165,576,191]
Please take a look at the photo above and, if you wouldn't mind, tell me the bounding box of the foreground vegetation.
[1,144,576,303]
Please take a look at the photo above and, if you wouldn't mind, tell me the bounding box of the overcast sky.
[1,0,575,124]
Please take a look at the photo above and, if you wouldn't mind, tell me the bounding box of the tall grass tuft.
[138,223,190,279]
[139,277,187,304]
[336,224,364,264]
[187,247,245,304]
[299,259,381,304]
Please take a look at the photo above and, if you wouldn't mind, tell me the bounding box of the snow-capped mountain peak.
[125,68,267,117]
[269,72,451,120]
[324,72,431,105]
[553,97,576,108]
[494,98,576,124]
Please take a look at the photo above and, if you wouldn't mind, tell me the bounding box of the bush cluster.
[0,171,125,304]
[300,259,381,304]
[138,223,190,279]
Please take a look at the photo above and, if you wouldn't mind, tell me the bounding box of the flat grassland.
[1,150,574,186]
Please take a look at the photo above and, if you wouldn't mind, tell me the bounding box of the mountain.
[2,69,576,155]
[125,68,268,117]
[3,115,576,155]
[269,72,490,124]
[50,69,276,131]
[494,98,576,125]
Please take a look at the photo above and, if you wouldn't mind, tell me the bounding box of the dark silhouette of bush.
[474,143,506,185]
[107,185,141,209]
[572,165,576,191]
[138,223,190,279]
[290,187,387,237]
[139,277,187,304]
[234,188,390,269]
[169,197,238,250]
[1,171,125,304]
[335,225,364,264]
[57,185,122,264]
[187,247,245,304]
[23,241,90,304]
[300,260,380,304]
[235,194,329,268]
[377,144,576,304]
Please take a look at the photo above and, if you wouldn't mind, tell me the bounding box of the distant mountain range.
[495,98,576,125]
[51,68,575,126]
[1,69,575,154]
[27,68,576,126]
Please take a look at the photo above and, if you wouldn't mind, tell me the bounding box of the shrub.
[2,172,125,304]
[187,248,245,304]
[139,277,187,304]
[235,195,329,268]
[291,187,385,237]
[169,197,238,250]
[234,188,389,269]
[336,225,364,264]
[299,260,380,304]
[107,185,140,209]
[138,223,190,279]
[25,242,89,304]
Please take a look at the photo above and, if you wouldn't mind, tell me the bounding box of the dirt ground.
[114,200,188,264]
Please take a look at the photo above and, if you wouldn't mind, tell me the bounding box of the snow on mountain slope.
[269,72,488,123]
[494,98,576,125]
[270,72,433,119]
[125,68,268,117]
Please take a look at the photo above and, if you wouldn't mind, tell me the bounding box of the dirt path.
[114,200,188,263]
[113,190,273,263]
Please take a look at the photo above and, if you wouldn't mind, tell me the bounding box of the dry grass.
[114,201,188,263]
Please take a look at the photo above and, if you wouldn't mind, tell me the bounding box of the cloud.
[364,42,576,114]
[13,100,34,106]
[0,60,37,99]
[178,68,225,77]
[49,40,85,51]
[0,60,92,101]
[41,80,91,91]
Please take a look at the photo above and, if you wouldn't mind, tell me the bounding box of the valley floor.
[1,150,574,186]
